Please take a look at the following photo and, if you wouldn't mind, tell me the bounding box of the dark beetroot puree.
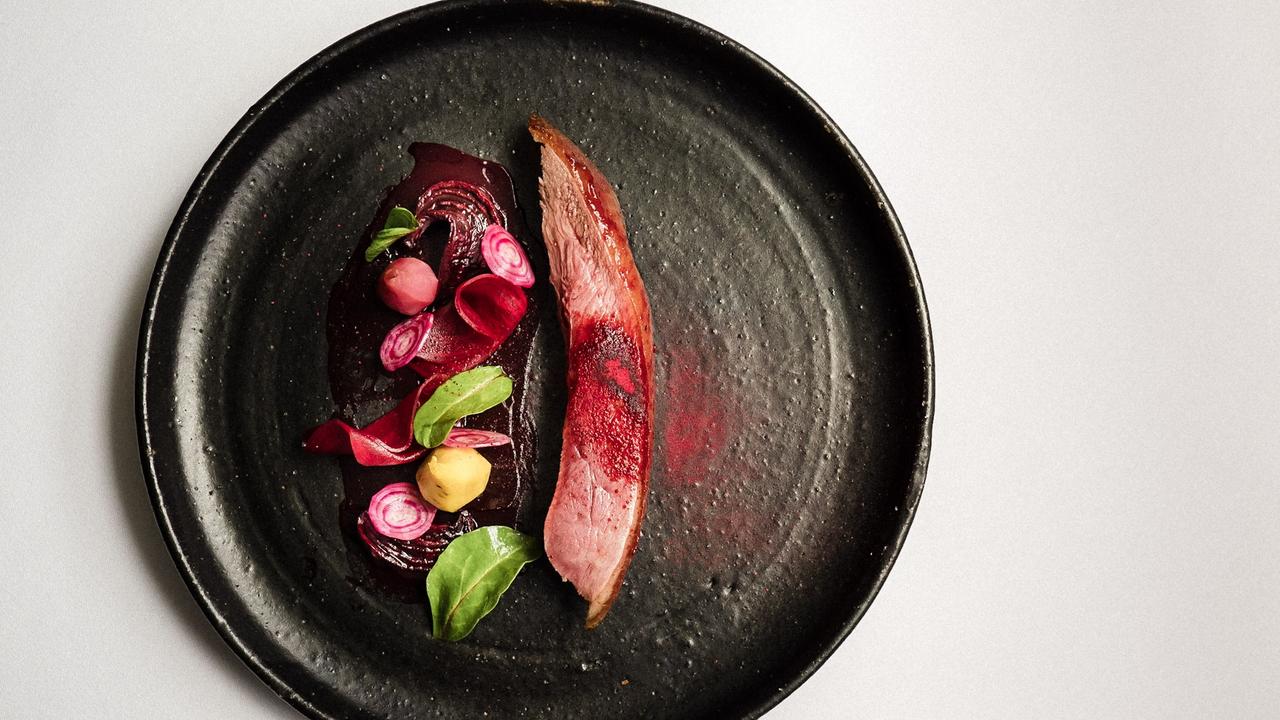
[320,144,538,598]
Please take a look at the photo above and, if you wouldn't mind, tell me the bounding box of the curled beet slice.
[377,257,438,315]
[405,274,527,383]
[418,181,504,296]
[409,305,499,382]
[303,382,434,466]
[455,274,527,340]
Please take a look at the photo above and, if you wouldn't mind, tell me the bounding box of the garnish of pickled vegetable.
[380,311,435,372]
[454,274,527,340]
[443,427,512,448]
[412,366,513,448]
[405,274,527,382]
[427,526,541,641]
[366,482,436,540]
[416,446,491,512]
[377,257,438,315]
[480,224,535,288]
[303,382,433,466]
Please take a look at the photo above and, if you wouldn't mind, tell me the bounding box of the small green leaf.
[364,205,420,261]
[423,418,458,448]
[427,526,541,641]
[413,366,513,447]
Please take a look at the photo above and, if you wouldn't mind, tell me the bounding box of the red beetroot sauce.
[323,144,539,599]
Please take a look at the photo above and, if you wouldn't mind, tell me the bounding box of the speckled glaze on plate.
[135,2,934,718]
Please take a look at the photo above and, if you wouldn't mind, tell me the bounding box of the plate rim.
[135,1,935,718]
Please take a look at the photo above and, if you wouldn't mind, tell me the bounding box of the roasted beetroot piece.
[357,511,479,572]
[378,257,438,314]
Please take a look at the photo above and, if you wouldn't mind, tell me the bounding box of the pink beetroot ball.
[377,258,438,315]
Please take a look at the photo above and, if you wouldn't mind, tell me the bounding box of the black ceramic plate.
[137,1,933,718]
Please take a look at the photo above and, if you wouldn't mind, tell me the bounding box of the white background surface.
[3,1,1279,717]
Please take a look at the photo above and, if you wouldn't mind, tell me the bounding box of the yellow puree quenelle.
[416,446,491,512]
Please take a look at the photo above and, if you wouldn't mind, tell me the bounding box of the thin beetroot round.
[481,224,535,288]
[454,274,527,340]
[380,311,435,372]
[443,427,513,448]
[367,482,436,540]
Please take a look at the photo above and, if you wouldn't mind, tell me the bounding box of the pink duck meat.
[530,115,654,628]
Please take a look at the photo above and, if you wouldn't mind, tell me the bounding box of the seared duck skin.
[530,115,654,628]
